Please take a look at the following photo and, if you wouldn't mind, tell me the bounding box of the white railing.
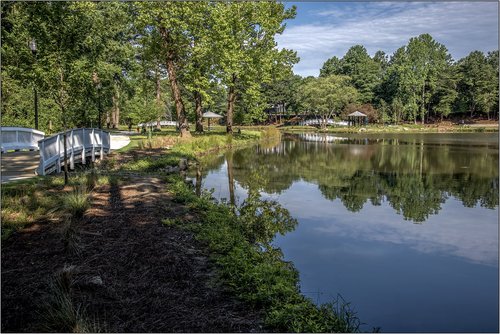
[1,127,45,153]
[138,120,177,127]
[299,133,348,143]
[37,128,110,176]
[298,119,348,127]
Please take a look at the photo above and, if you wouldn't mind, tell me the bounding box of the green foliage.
[167,175,361,332]
[319,56,343,78]
[2,2,134,132]
[341,45,381,103]
[456,50,499,119]
[300,75,358,128]
[1,177,61,238]
[62,186,90,218]
[40,266,101,333]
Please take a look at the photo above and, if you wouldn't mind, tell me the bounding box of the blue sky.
[276,2,499,77]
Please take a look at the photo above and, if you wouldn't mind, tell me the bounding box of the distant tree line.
[262,34,499,126]
[1,1,298,136]
[2,2,497,134]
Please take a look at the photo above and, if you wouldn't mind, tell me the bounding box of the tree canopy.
[1,2,497,133]
[1,1,298,135]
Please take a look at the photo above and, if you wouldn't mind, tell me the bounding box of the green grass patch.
[1,176,62,240]
[166,176,361,333]
[280,124,498,134]
[1,171,100,240]
[120,130,262,173]
[62,186,90,219]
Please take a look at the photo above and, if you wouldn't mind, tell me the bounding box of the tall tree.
[456,50,498,119]
[319,56,343,77]
[404,34,452,124]
[135,2,202,137]
[211,2,297,133]
[341,45,380,103]
[387,34,453,124]
[299,75,358,129]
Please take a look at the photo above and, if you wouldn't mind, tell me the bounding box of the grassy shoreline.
[280,123,498,133]
[165,175,361,332]
[2,127,363,332]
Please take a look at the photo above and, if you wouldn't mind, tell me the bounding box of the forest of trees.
[1,2,498,136]
[1,1,298,136]
[263,35,498,126]
[312,36,499,125]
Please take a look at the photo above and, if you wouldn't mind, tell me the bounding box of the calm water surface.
[188,132,499,332]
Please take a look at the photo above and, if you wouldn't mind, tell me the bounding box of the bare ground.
[1,175,264,332]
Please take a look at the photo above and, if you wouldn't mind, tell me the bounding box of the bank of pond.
[188,131,499,332]
[2,130,498,332]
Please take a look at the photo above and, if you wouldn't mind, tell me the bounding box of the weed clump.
[63,186,90,218]
[39,266,101,333]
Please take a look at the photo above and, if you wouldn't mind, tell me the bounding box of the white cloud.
[277,2,498,77]
[279,182,499,267]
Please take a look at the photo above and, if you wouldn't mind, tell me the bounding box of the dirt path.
[1,176,263,332]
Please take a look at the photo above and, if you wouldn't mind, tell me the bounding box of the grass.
[119,129,263,173]
[1,177,61,240]
[1,170,108,240]
[39,265,101,333]
[165,176,361,333]
[62,186,90,219]
[281,123,498,133]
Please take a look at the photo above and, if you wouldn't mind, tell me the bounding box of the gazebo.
[347,111,368,127]
[202,111,223,131]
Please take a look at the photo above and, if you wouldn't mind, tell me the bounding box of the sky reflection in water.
[191,133,499,332]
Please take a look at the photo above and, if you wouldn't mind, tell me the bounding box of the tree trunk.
[227,151,235,206]
[111,94,119,129]
[159,27,190,138]
[115,88,120,128]
[195,164,202,197]
[106,111,110,129]
[156,66,162,130]
[194,90,203,132]
[226,74,237,134]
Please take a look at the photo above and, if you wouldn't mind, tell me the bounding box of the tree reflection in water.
[193,133,498,223]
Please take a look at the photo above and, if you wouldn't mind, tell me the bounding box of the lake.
[188,132,499,332]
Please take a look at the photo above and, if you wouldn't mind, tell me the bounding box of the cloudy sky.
[276,2,499,77]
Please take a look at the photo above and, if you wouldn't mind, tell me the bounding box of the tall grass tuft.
[62,217,82,256]
[85,169,98,192]
[63,186,90,218]
[40,266,101,333]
